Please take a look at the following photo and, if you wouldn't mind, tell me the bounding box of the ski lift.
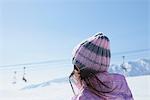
[22,67,27,82]
[121,56,127,72]
[12,71,17,84]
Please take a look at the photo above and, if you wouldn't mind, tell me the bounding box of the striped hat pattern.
[72,33,111,72]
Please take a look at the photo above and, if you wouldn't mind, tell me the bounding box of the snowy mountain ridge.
[109,58,150,76]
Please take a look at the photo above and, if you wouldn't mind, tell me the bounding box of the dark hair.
[69,65,116,97]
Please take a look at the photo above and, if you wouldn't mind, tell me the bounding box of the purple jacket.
[72,72,134,100]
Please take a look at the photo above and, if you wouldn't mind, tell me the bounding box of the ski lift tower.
[12,71,17,84]
[22,67,27,82]
[120,56,127,76]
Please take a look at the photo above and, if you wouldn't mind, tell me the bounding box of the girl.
[69,33,134,100]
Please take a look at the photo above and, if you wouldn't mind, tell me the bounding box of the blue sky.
[0,0,149,66]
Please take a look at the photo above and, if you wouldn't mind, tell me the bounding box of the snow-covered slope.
[127,75,150,100]
[109,58,150,76]
[0,58,150,100]
[21,77,68,90]
[0,75,150,100]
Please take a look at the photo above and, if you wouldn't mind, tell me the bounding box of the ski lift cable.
[112,52,150,58]
[112,48,150,56]
[0,48,149,70]
[0,63,72,71]
[0,59,70,68]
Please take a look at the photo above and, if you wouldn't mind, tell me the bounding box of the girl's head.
[72,33,111,72]
[69,33,112,95]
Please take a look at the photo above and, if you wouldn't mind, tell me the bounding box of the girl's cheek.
[75,81,82,90]
[72,76,82,89]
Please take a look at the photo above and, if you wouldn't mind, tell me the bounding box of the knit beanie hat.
[72,33,111,72]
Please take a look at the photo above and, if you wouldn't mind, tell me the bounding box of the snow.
[0,58,150,100]
[127,75,150,100]
[0,75,150,100]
